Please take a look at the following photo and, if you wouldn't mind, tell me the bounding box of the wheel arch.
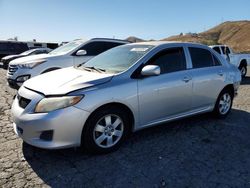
[239,59,247,68]
[219,84,235,98]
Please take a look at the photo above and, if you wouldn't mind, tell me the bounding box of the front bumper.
[7,65,32,89]
[7,79,22,89]
[12,86,90,149]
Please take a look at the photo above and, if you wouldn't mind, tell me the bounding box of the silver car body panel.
[11,42,242,149]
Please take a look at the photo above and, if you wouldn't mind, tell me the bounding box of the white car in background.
[210,45,250,77]
[7,38,129,89]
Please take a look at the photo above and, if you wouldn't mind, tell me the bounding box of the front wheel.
[82,107,130,153]
[213,89,233,118]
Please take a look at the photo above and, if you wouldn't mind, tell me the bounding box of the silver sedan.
[11,42,241,153]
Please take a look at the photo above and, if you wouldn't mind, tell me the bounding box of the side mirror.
[76,50,87,56]
[141,65,160,76]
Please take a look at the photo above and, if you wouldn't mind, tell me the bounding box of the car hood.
[23,67,114,95]
[9,54,59,65]
[2,54,24,60]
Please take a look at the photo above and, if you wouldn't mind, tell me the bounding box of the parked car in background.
[7,38,129,89]
[0,41,29,60]
[1,48,51,69]
[210,45,250,77]
[11,42,241,153]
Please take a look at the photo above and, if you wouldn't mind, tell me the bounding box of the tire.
[82,106,130,154]
[239,64,247,77]
[213,89,233,118]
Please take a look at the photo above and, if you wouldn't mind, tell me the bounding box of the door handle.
[182,76,192,83]
[217,70,224,76]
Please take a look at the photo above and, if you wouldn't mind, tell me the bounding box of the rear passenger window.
[81,42,124,56]
[212,47,221,54]
[189,47,214,68]
[148,48,186,74]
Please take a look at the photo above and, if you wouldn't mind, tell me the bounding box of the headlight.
[16,75,30,82]
[18,59,47,69]
[35,96,83,113]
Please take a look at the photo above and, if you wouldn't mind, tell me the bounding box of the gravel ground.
[0,65,250,188]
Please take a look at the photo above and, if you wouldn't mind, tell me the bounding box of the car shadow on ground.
[22,109,250,187]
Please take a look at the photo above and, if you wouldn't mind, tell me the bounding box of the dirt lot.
[0,66,250,188]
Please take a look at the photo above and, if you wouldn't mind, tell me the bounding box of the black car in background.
[0,41,29,68]
[1,48,52,69]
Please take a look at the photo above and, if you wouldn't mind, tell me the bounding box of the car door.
[187,46,226,111]
[137,47,193,126]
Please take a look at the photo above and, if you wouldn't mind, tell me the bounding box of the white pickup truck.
[210,45,250,77]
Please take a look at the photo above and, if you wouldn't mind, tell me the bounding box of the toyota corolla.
[11,42,241,153]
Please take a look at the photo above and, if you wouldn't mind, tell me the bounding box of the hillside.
[163,21,250,53]
[127,21,250,53]
[126,36,145,43]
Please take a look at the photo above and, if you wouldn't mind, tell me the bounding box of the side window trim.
[212,53,222,66]
[183,45,193,69]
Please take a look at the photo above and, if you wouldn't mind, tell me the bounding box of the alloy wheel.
[219,93,232,115]
[240,66,246,76]
[93,114,124,148]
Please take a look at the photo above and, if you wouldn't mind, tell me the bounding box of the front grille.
[8,64,18,75]
[17,95,31,109]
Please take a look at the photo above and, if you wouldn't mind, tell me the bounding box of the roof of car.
[90,38,130,43]
[73,38,130,44]
[32,47,51,50]
[209,45,228,48]
[129,41,208,47]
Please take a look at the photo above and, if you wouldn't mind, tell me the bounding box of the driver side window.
[147,47,186,74]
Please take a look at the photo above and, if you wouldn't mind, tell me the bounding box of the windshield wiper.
[79,66,106,73]
[87,66,106,73]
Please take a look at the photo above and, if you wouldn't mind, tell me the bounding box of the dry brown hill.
[162,21,250,53]
[126,36,145,43]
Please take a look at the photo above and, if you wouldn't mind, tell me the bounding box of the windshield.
[20,49,36,55]
[80,44,154,74]
[49,41,83,55]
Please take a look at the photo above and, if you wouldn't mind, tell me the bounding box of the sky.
[0,0,250,43]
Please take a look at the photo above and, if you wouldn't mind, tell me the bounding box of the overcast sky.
[0,0,250,42]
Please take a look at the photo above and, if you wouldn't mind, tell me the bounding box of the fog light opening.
[40,130,53,141]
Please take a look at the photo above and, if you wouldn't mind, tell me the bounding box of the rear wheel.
[239,64,247,77]
[82,107,129,153]
[213,89,233,118]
